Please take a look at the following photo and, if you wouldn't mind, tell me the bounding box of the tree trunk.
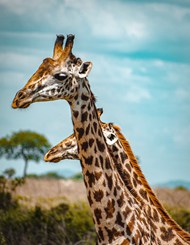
[23,159,28,178]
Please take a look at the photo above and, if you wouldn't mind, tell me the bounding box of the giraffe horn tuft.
[59,34,75,62]
[65,34,75,46]
[53,35,65,60]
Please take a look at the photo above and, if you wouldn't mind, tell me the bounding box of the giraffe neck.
[68,79,190,244]
[110,128,190,244]
[68,78,146,244]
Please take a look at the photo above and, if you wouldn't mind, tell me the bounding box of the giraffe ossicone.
[12,34,190,245]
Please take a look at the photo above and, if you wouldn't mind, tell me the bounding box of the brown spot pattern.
[93,190,104,202]
[93,121,97,132]
[76,127,84,140]
[117,192,124,208]
[94,208,102,225]
[98,228,104,242]
[81,141,88,151]
[81,111,88,122]
[95,171,102,180]
[104,199,115,219]
[86,170,95,187]
[139,189,149,201]
[116,212,125,227]
[81,93,89,101]
[96,138,105,152]
[120,152,128,162]
[160,227,175,242]
[153,208,159,223]
[83,155,93,165]
[89,138,94,147]
[105,173,113,190]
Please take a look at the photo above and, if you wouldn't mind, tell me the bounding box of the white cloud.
[1,31,52,40]
[0,51,42,73]
[1,0,190,59]
[0,71,25,88]
[0,0,55,15]
[127,22,147,39]
[91,11,122,38]
[124,85,151,103]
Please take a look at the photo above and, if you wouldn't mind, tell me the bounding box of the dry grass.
[13,178,88,209]
[155,188,190,209]
[13,178,190,210]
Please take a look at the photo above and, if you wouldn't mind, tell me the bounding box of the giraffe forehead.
[27,58,81,86]
[24,62,54,86]
[24,54,83,88]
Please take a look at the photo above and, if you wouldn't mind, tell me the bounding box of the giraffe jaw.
[11,87,52,109]
[19,103,30,109]
[44,155,61,163]
[44,153,77,162]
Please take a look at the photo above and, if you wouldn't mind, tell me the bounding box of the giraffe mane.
[113,125,190,242]
[88,82,96,103]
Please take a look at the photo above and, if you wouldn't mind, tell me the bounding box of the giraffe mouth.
[12,99,31,109]
[44,151,62,162]
[12,90,33,109]
[51,158,61,163]
[44,156,61,163]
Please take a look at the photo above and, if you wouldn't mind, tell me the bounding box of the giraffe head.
[12,34,92,109]
[44,108,118,162]
[44,133,78,162]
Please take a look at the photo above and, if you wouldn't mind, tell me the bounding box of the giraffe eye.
[54,73,67,81]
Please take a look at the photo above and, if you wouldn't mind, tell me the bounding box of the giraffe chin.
[18,102,31,109]
[46,157,61,163]
[44,154,61,163]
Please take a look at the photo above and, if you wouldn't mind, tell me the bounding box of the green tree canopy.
[0,131,51,178]
[3,168,16,179]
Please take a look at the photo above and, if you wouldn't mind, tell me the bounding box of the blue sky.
[0,0,190,185]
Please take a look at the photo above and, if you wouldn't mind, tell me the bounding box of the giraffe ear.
[103,129,118,145]
[78,62,92,78]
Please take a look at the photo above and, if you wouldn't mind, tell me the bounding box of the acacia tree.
[0,131,51,178]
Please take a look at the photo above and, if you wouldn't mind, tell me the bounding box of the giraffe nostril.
[17,91,25,99]
[50,148,58,154]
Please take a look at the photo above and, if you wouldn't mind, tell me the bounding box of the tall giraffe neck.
[109,129,190,244]
[95,123,190,244]
[69,79,146,244]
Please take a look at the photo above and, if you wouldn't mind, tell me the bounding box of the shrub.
[0,194,96,245]
[64,202,96,244]
[70,172,83,181]
[167,207,190,233]
[175,186,188,191]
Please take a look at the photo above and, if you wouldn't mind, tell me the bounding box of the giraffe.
[44,108,190,245]
[11,34,190,244]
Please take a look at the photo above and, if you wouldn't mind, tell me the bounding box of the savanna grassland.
[13,178,190,209]
[0,177,190,245]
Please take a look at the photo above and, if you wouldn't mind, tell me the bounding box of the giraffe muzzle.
[12,91,32,109]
